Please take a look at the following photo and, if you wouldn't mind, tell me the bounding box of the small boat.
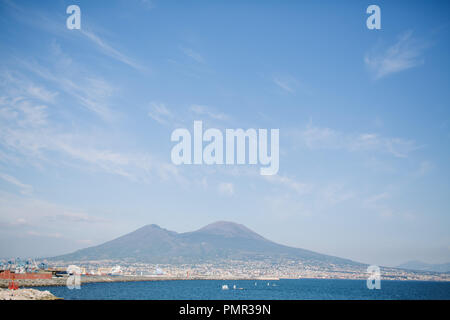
[222,284,229,290]
[233,285,236,290]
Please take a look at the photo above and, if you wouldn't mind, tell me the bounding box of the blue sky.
[0,0,449,267]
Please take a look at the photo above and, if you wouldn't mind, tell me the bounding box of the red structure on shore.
[0,270,52,280]
[8,280,18,290]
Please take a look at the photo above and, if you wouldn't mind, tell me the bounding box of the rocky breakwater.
[0,288,60,300]
[0,277,67,288]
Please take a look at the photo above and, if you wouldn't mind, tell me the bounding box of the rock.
[0,288,60,300]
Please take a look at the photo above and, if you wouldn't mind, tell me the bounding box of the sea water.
[33,279,450,300]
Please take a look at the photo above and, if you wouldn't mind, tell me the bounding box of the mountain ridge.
[396,260,450,273]
[49,221,361,267]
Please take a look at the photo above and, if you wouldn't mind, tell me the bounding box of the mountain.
[396,261,450,273]
[49,221,361,267]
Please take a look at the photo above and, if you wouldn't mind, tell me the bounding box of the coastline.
[1,274,448,289]
[0,275,278,288]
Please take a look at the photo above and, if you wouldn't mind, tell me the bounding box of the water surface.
[33,279,450,300]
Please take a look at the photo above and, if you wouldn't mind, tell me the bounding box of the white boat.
[222,284,229,290]
[233,285,236,290]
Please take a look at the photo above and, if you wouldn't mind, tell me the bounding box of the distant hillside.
[49,221,361,267]
[396,261,450,273]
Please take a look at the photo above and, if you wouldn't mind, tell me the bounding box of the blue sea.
[33,279,450,300]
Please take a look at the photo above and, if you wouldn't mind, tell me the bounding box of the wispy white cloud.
[0,172,33,195]
[0,93,48,128]
[365,31,428,79]
[0,123,183,184]
[365,192,390,205]
[26,230,63,238]
[272,74,309,95]
[190,105,229,121]
[2,0,145,73]
[38,131,179,182]
[147,103,229,127]
[17,49,117,121]
[218,182,234,196]
[44,211,108,224]
[261,180,356,220]
[0,74,182,184]
[414,160,433,177]
[0,191,115,250]
[2,107,181,188]
[363,191,398,219]
[25,85,57,103]
[273,76,295,93]
[18,103,48,128]
[263,173,354,210]
[320,184,355,205]
[264,175,311,195]
[262,193,311,220]
[180,47,205,63]
[148,102,174,125]
[2,71,58,105]
[0,192,108,227]
[82,30,146,72]
[298,122,420,158]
